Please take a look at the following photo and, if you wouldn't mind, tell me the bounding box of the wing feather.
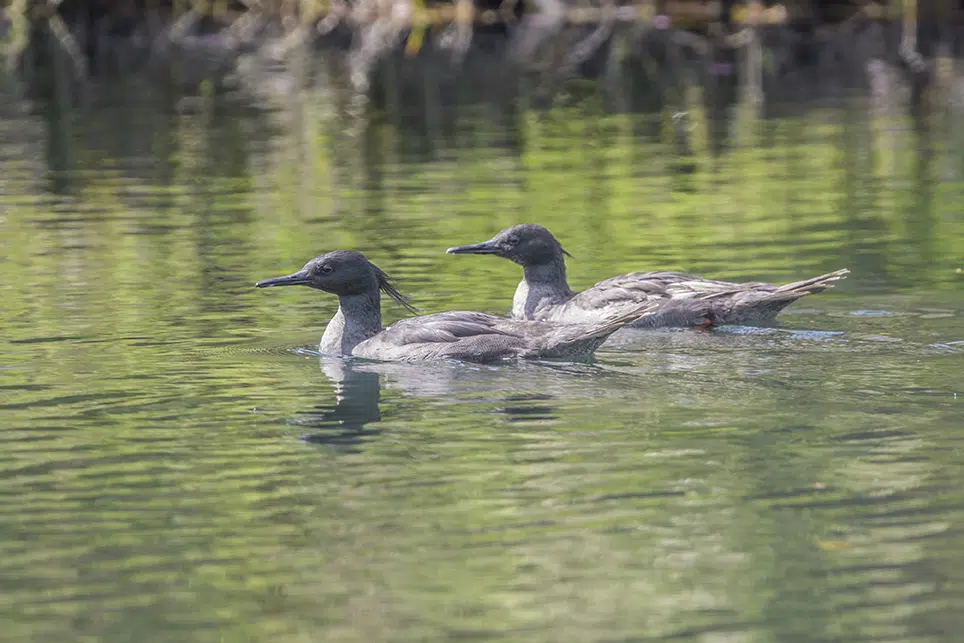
[378,311,516,346]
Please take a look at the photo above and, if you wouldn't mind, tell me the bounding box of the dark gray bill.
[255,270,310,288]
[445,240,500,255]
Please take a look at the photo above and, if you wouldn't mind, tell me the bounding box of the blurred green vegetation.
[4,79,963,335]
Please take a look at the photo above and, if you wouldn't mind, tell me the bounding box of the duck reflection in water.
[295,351,639,452]
[297,358,383,451]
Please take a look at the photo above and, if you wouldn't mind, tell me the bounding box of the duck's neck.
[512,259,574,320]
[320,291,383,355]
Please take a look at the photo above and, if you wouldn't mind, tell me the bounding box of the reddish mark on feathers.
[699,317,713,330]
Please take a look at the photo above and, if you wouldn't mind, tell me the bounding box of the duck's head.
[255,250,418,313]
[445,224,571,267]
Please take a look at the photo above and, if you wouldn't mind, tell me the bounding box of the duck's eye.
[506,235,520,246]
[318,264,334,275]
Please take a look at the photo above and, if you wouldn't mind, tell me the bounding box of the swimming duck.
[255,250,655,363]
[446,224,850,328]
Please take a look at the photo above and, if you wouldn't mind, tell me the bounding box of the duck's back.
[560,269,844,327]
[351,311,533,363]
[587,271,771,298]
[539,271,703,326]
[540,271,775,327]
[351,308,645,363]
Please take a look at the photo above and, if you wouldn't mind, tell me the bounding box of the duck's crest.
[370,263,421,315]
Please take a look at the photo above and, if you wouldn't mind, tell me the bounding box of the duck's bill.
[255,270,310,288]
[445,240,499,255]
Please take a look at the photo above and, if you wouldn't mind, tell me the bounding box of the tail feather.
[537,302,656,358]
[772,268,850,296]
[699,268,850,326]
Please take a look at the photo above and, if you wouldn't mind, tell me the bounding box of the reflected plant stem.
[46,25,75,195]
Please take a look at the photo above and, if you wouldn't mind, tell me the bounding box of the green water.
[1,67,963,643]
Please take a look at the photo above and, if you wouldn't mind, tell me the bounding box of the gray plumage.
[255,250,654,363]
[446,224,850,328]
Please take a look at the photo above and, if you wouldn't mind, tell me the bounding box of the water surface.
[1,55,963,643]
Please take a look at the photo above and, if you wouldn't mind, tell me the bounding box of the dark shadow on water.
[495,393,559,423]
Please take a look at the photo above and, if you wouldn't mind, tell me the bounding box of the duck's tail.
[536,302,656,359]
[771,268,851,298]
[698,268,850,326]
